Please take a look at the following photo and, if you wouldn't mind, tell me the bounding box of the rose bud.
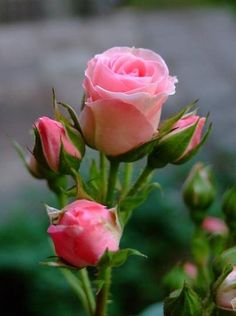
[47,199,122,268]
[31,116,84,175]
[223,186,236,232]
[182,163,216,224]
[148,114,207,168]
[183,262,198,280]
[202,216,228,235]
[79,46,177,157]
[216,267,236,312]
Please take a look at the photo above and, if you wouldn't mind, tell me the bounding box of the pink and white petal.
[81,99,155,156]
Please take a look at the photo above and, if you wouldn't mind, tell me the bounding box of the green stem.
[95,267,112,316]
[62,269,91,316]
[100,153,107,203]
[57,191,67,208]
[79,269,96,315]
[126,165,153,197]
[106,160,119,207]
[122,163,133,196]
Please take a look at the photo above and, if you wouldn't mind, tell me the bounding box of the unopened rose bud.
[31,117,84,175]
[223,186,236,232]
[183,163,216,225]
[148,114,208,168]
[183,262,198,279]
[216,267,236,312]
[47,199,122,268]
[202,216,228,235]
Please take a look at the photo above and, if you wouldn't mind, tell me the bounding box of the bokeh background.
[0,0,236,315]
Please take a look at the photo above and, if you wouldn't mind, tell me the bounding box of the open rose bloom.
[80,47,177,156]
[48,200,121,268]
[216,267,236,311]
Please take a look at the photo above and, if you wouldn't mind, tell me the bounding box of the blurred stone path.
[0,8,236,206]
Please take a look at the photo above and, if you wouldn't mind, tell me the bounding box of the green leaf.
[119,182,161,225]
[164,283,203,316]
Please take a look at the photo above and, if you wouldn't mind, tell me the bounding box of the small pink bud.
[34,117,82,172]
[47,199,122,268]
[216,267,236,311]
[202,216,228,235]
[183,262,198,279]
[173,115,206,162]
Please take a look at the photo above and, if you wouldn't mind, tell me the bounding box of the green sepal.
[57,101,82,133]
[148,120,198,169]
[164,283,203,316]
[159,100,198,137]
[64,123,85,157]
[59,143,81,175]
[52,88,82,133]
[40,256,79,270]
[212,264,233,297]
[98,248,147,269]
[32,127,60,179]
[213,247,236,278]
[174,121,212,165]
[12,139,43,179]
[108,133,159,163]
[163,265,188,292]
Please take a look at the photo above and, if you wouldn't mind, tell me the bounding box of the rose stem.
[100,152,107,203]
[126,165,154,197]
[62,268,91,316]
[106,160,119,207]
[121,163,133,197]
[79,268,96,315]
[95,267,112,316]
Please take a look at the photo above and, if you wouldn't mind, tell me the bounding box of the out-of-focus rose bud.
[202,216,228,235]
[31,117,84,175]
[182,163,216,225]
[183,262,198,279]
[47,199,122,268]
[148,114,207,169]
[216,267,236,312]
[223,186,236,232]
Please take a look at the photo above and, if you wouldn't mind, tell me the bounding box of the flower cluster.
[19,47,213,316]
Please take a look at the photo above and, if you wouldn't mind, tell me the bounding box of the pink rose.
[172,115,206,162]
[202,216,228,235]
[216,267,236,311]
[80,47,177,156]
[32,117,82,172]
[48,199,121,268]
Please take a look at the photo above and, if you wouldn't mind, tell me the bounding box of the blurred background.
[0,0,236,315]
